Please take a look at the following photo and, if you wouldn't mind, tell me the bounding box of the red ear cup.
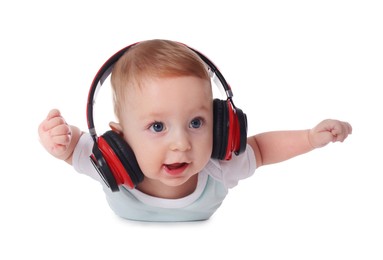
[212,99,247,160]
[91,131,144,190]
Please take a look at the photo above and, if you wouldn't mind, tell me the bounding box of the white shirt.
[73,134,256,222]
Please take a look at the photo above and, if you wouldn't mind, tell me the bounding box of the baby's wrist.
[306,129,316,149]
[62,126,83,164]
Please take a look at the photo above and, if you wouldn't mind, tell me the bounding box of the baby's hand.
[308,119,352,148]
[38,109,73,160]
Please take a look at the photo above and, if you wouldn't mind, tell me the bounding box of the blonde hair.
[111,39,211,120]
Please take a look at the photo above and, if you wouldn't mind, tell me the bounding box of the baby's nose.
[169,130,191,152]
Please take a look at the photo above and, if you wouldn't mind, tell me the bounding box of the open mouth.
[163,162,189,175]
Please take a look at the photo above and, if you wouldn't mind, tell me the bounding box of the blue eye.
[190,118,203,129]
[150,122,165,132]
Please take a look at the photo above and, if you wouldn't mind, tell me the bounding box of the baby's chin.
[160,174,196,187]
[160,174,199,195]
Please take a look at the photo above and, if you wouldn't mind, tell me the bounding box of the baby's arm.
[248,119,352,168]
[38,109,82,165]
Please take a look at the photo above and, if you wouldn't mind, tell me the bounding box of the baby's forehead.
[130,75,212,92]
[121,76,211,101]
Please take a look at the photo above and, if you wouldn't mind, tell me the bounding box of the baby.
[38,39,352,221]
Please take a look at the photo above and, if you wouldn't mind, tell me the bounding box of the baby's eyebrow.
[190,105,211,116]
[138,102,212,120]
[197,101,213,110]
[196,104,211,111]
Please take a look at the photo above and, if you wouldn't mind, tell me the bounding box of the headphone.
[87,42,247,192]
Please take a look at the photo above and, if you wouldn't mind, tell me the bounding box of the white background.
[1,1,382,259]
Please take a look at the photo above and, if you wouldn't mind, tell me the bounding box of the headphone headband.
[86,42,234,140]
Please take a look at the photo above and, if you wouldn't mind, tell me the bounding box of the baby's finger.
[46,109,61,120]
[51,134,71,146]
[331,122,351,142]
[345,122,353,135]
[49,124,71,138]
[332,132,346,143]
[49,143,69,155]
[44,116,67,131]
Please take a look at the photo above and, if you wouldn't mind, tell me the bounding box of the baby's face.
[118,76,213,188]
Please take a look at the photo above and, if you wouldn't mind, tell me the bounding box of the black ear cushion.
[212,99,228,159]
[101,131,144,187]
[91,144,119,192]
[235,108,248,155]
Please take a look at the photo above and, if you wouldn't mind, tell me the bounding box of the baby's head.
[108,39,214,190]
